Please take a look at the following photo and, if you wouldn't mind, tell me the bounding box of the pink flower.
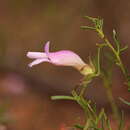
[27,41,93,75]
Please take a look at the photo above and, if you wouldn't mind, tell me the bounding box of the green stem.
[103,77,120,121]
[79,84,87,97]
[97,46,101,75]
[79,76,93,97]
[97,28,127,79]
[104,38,127,77]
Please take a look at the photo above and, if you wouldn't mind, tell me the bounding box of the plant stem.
[103,37,127,77]
[79,83,88,97]
[103,76,120,122]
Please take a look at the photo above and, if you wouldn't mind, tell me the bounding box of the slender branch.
[103,37,127,77]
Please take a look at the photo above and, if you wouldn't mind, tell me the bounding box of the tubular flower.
[27,41,94,76]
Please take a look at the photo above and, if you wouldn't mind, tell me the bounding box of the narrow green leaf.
[80,26,95,30]
[119,97,130,105]
[96,47,101,75]
[113,29,120,53]
[84,16,97,22]
[120,45,128,53]
[89,56,95,71]
[51,95,75,100]
[96,19,103,30]
[100,19,104,27]
[96,108,105,124]
[93,103,97,113]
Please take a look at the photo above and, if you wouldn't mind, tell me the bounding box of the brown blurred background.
[0,0,130,130]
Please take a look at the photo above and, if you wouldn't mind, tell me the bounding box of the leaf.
[51,95,75,100]
[113,29,128,54]
[84,16,97,22]
[119,97,130,105]
[89,50,101,76]
[80,26,95,30]
[83,16,103,30]
[120,45,128,53]
[113,29,120,53]
[96,108,105,124]
[96,19,104,30]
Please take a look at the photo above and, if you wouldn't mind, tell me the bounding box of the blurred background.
[0,0,130,130]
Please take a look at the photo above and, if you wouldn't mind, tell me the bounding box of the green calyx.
[80,64,95,76]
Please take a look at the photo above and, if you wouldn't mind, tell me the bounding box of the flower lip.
[27,52,47,59]
[28,58,50,67]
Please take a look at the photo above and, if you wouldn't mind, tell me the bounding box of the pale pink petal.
[49,50,86,70]
[28,58,50,67]
[27,52,47,59]
[44,41,50,56]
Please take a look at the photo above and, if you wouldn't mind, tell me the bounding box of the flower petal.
[27,52,47,59]
[28,58,50,67]
[44,41,50,56]
[49,50,86,70]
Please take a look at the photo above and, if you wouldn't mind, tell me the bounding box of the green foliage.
[82,16,129,90]
[81,16,104,38]
[113,29,128,54]
[51,16,130,129]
